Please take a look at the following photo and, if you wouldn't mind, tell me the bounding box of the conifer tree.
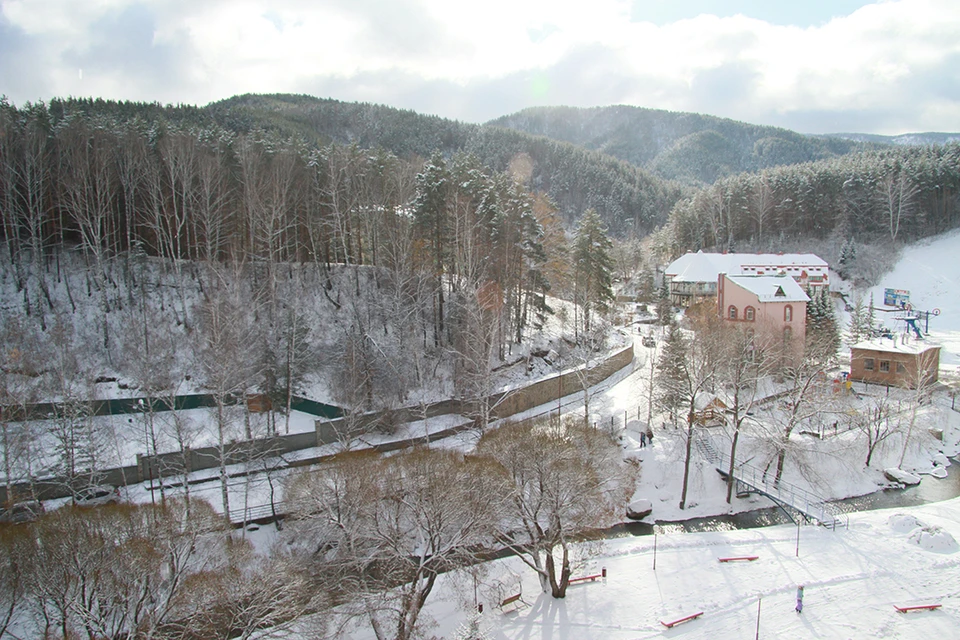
[413,151,451,346]
[656,276,672,326]
[572,209,615,338]
[805,288,841,365]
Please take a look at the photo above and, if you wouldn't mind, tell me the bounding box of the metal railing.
[696,431,842,528]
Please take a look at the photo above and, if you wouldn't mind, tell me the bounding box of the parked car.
[0,500,44,524]
[75,485,121,507]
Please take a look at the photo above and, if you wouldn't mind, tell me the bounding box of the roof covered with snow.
[726,274,810,302]
[852,337,942,354]
[666,251,827,283]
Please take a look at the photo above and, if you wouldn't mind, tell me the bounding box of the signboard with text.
[883,288,910,308]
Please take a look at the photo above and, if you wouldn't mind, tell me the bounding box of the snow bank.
[888,513,925,533]
[908,525,959,553]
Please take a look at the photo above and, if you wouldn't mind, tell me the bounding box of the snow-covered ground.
[393,497,960,639]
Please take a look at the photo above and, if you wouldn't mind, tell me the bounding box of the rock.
[626,499,653,520]
[884,468,922,485]
[933,453,951,467]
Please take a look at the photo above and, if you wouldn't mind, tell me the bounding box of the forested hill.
[487,105,872,184]
[822,132,960,146]
[655,142,960,285]
[36,94,685,235]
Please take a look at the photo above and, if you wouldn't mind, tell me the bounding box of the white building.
[664,251,828,307]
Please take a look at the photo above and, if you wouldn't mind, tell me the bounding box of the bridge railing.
[702,432,840,526]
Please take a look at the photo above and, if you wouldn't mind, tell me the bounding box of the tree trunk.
[679,412,694,510]
[726,428,740,503]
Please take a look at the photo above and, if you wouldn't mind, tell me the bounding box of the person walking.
[795,585,804,614]
[639,431,646,448]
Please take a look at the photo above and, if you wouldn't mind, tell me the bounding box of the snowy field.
[402,498,960,639]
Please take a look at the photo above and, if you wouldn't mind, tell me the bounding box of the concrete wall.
[489,345,634,419]
[314,344,635,443]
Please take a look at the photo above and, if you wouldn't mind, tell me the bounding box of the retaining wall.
[1,345,633,504]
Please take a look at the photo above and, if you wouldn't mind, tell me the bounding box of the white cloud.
[1,0,959,133]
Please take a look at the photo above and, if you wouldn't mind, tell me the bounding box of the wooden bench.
[718,556,759,563]
[894,603,941,613]
[568,573,603,585]
[499,592,525,612]
[660,611,703,628]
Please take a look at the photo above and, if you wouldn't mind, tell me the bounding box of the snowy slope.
[863,228,960,372]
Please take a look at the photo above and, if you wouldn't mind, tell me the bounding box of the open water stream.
[609,463,960,536]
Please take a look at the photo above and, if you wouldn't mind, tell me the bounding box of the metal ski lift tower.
[882,287,940,340]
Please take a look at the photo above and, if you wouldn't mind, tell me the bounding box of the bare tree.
[58,120,118,352]
[881,169,919,242]
[0,524,31,638]
[196,263,260,522]
[897,347,940,467]
[18,498,265,640]
[853,394,902,468]
[715,323,772,502]
[119,296,182,503]
[0,317,45,502]
[286,447,504,640]
[749,173,775,247]
[762,349,832,485]
[476,417,635,598]
[656,319,718,509]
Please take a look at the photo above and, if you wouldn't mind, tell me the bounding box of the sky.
[1,0,959,135]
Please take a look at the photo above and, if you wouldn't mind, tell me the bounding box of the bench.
[568,573,603,585]
[894,603,941,613]
[718,556,759,563]
[660,611,703,628]
[499,592,525,612]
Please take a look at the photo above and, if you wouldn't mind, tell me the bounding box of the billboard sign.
[883,288,910,308]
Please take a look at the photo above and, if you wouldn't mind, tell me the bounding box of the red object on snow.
[660,612,703,628]
[894,604,941,613]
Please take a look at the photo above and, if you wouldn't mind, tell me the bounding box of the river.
[609,462,960,536]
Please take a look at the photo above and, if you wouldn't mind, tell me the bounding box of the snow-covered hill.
[861,228,960,373]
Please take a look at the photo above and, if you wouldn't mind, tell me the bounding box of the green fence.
[5,393,342,420]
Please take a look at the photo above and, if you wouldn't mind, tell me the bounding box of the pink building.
[717,273,809,351]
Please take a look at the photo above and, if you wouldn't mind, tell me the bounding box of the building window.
[864,358,875,371]
[896,362,906,373]
[728,305,738,320]
[745,306,755,321]
[880,361,890,372]
[784,305,793,322]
